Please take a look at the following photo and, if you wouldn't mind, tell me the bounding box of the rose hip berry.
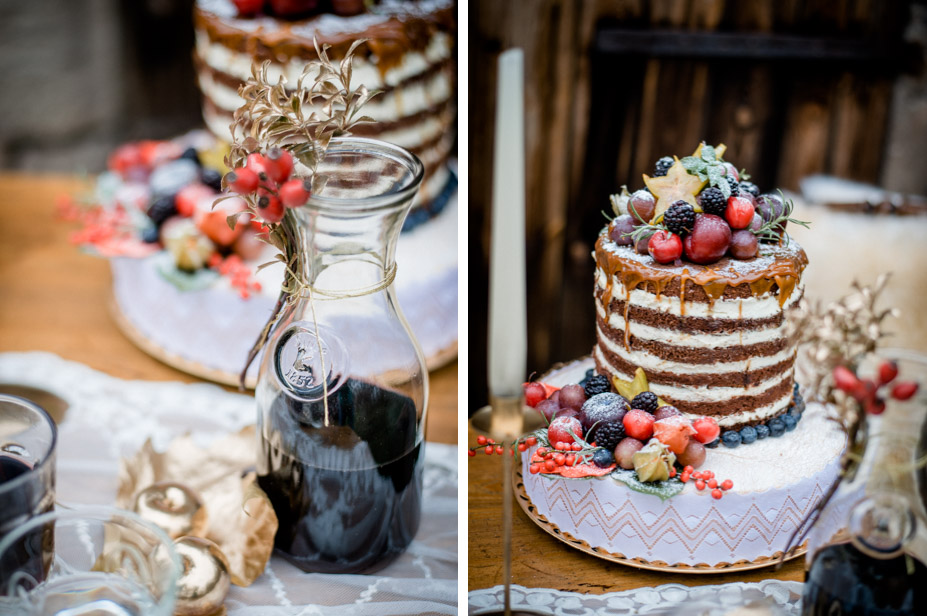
[648,231,683,264]
[225,167,260,194]
[279,178,311,208]
[265,147,294,184]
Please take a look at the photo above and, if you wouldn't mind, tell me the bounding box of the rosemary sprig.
[751,192,810,243]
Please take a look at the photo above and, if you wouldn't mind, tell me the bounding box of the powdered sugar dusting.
[598,228,806,281]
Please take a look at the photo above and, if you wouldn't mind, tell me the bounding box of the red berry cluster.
[466,434,538,458]
[207,253,262,299]
[833,360,919,415]
[679,466,734,500]
[224,148,311,224]
[528,441,585,474]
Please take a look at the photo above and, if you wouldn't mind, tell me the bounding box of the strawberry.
[175,183,216,218]
[724,196,754,229]
[622,409,655,441]
[653,416,696,455]
[107,143,144,177]
[547,416,583,446]
[691,416,720,444]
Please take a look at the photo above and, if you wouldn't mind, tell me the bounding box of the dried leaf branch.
[222,37,380,388]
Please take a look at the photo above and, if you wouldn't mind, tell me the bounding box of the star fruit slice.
[611,367,669,407]
[642,143,728,223]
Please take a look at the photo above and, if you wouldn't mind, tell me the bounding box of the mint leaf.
[611,467,684,501]
[701,145,716,162]
[718,178,732,199]
[681,156,701,171]
[707,166,723,183]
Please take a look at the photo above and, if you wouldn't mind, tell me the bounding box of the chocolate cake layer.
[596,340,796,389]
[596,313,791,363]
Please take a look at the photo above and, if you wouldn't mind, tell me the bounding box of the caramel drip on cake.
[593,235,808,305]
[593,233,808,431]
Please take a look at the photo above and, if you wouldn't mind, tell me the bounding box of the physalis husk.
[611,367,669,407]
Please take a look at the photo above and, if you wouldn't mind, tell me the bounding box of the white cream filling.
[593,347,793,426]
[195,30,452,89]
[595,268,804,320]
[597,303,788,348]
[196,62,452,123]
[596,323,795,375]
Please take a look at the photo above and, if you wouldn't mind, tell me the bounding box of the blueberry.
[793,381,800,395]
[739,426,757,445]
[704,438,721,449]
[721,431,742,448]
[768,417,786,437]
[201,168,223,192]
[141,226,160,243]
[179,147,201,166]
[755,424,770,439]
[585,368,595,380]
[593,448,615,468]
[782,414,798,432]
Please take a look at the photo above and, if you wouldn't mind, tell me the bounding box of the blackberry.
[727,179,740,196]
[663,201,695,237]
[593,448,615,468]
[721,431,742,448]
[594,421,626,452]
[739,425,757,445]
[697,187,726,216]
[147,195,177,226]
[201,168,223,192]
[630,391,659,414]
[738,181,760,198]
[584,374,610,398]
[653,156,673,177]
[179,147,201,166]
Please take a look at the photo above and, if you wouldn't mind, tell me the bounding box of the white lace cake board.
[110,193,458,388]
[469,581,804,615]
[516,356,846,573]
[0,352,458,615]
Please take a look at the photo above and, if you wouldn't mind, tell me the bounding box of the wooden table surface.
[0,172,457,445]
[467,422,805,592]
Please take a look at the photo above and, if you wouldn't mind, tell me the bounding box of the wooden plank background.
[468,0,914,411]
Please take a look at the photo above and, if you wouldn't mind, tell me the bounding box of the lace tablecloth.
[0,352,457,615]
[469,581,804,615]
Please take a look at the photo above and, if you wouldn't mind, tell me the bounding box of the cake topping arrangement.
[614,142,809,268]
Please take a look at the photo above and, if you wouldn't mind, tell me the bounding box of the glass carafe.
[255,137,428,574]
[802,350,927,615]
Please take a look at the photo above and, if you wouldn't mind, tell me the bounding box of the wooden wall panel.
[469,0,913,411]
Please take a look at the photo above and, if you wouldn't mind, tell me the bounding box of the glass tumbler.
[0,507,181,615]
[0,394,56,590]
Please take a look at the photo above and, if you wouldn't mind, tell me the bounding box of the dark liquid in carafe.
[257,379,423,574]
[802,542,927,615]
[0,454,53,593]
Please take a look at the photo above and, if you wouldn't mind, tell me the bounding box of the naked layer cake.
[193,0,456,213]
[514,143,843,568]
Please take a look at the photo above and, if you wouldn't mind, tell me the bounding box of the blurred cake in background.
[193,0,457,219]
